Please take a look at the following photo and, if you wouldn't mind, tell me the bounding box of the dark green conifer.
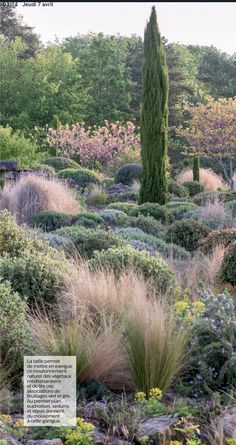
[193,157,200,182]
[140,6,169,205]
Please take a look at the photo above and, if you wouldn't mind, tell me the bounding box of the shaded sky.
[17,2,236,54]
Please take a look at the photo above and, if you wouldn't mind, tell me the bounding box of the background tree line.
[1,4,235,150]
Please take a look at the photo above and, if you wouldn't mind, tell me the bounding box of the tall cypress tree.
[139,7,169,205]
[193,157,200,182]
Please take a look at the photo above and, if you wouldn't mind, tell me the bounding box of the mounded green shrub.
[183,181,205,197]
[107,202,138,215]
[0,281,30,377]
[100,209,128,226]
[114,163,142,185]
[192,191,236,206]
[73,212,104,228]
[42,157,81,171]
[225,200,236,217]
[168,181,189,199]
[89,245,175,293]
[55,226,122,259]
[31,210,75,232]
[0,250,65,308]
[199,229,236,253]
[129,203,171,223]
[166,219,209,252]
[123,215,166,239]
[164,201,199,220]
[116,228,190,260]
[32,210,103,232]
[58,168,101,189]
[220,241,236,286]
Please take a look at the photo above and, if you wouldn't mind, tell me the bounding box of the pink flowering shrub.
[46,121,141,173]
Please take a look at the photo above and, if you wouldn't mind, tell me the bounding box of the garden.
[0,4,236,445]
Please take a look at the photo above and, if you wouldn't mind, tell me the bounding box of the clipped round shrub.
[183,181,205,197]
[115,227,190,260]
[164,201,199,220]
[192,191,236,206]
[89,245,174,293]
[114,163,142,185]
[42,157,81,171]
[107,202,138,215]
[199,228,236,253]
[166,219,209,252]
[31,210,76,232]
[0,281,30,377]
[130,203,171,223]
[0,250,65,308]
[55,226,122,258]
[220,241,236,285]
[168,181,189,199]
[100,209,128,226]
[123,215,166,239]
[225,199,236,217]
[58,168,101,189]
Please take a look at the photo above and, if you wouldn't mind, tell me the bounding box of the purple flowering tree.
[46,121,141,174]
[177,97,236,189]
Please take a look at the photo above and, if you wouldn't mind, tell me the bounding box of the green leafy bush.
[89,245,175,293]
[0,250,65,308]
[31,210,76,232]
[178,290,236,397]
[0,209,66,257]
[129,203,171,223]
[199,228,236,253]
[0,126,39,168]
[0,281,30,377]
[55,226,122,258]
[0,210,30,256]
[182,181,205,197]
[220,241,236,285]
[166,220,209,252]
[192,191,236,206]
[42,157,81,171]
[114,163,142,185]
[168,181,189,199]
[58,168,101,189]
[164,201,199,220]
[123,215,166,239]
[107,202,138,215]
[116,228,190,260]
